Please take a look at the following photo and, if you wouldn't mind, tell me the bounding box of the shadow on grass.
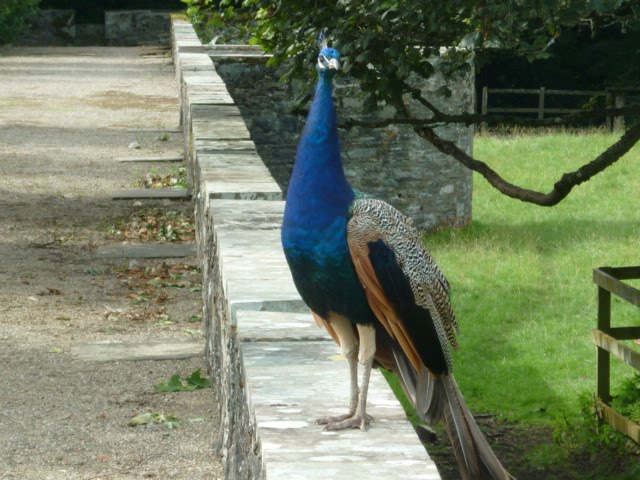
[427,218,639,253]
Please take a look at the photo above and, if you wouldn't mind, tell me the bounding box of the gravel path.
[0,46,222,480]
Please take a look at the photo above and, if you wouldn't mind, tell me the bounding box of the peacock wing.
[347,197,459,376]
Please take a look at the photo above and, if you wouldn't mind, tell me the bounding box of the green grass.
[424,128,640,425]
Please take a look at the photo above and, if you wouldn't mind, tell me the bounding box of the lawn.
[416,128,640,477]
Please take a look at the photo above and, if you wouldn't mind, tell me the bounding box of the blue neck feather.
[284,71,354,231]
[281,64,377,324]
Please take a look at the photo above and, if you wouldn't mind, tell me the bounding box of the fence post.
[606,91,613,132]
[614,92,626,132]
[597,286,612,404]
[538,87,545,120]
[481,86,488,130]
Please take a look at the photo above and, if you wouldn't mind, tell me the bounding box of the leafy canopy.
[187,1,640,206]
[0,0,40,44]
[216,1,639,111]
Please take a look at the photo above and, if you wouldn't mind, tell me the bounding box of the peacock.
[281,35,514,480]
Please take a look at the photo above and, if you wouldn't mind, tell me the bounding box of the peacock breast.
[281,214,375,324]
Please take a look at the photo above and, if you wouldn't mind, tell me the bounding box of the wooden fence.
[592,266,640,443]
[480,87,639,131]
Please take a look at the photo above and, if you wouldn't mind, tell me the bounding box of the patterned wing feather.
[347,197,459,374]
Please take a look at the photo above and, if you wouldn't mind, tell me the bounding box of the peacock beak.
[318,55,340,71]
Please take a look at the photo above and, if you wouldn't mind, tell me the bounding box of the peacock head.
[317,47,340,75]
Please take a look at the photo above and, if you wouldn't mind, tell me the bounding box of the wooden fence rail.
[592,266,640,444]
[480,87,639,131]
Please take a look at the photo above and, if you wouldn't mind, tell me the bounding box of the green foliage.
[612,373,640,423]
[0,0,39,44]
[188,1,638,115]
[554,393,640,479]
[154,369,211,393]
[421,129,640,474]
[433,129,640,421]
[181,0,242,43]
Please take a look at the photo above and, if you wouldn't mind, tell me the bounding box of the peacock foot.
[315,412,354,426]
[321,413,373,431]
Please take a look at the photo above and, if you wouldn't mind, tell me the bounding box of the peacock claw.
[321,413,374,432]
[315,413,354,425]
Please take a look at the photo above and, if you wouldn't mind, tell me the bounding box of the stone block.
[213,229,303,316]
[19,9,75,46]
[112,188,191,200]
[235,340,441,480]
[211,310,441,480]
[105,10,171,46]
[96,243,196,259]
[71,340,203,362]
[237,311,330,342]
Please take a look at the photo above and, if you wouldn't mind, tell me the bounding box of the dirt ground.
[0,46,222,480]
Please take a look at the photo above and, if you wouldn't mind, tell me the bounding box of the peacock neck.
[285,72,354,228]
[303,74,339,146]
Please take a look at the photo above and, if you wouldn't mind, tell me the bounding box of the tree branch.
[358,95,640,207]
[339,116,441,129]
[412,119,640,206]
[338,105,640,130]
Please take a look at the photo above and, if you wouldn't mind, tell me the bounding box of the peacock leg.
[316,314,359,425]
[324,323,376,431]
[316,346,358,425]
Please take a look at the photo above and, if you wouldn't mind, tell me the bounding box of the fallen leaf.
[154,374,184,393]
[164,420,182,430]
[128,412,157,427]
[186,369,210,389]
[128,412,179,427]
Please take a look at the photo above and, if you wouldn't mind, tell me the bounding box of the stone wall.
[105,10,171,46]
[18,9,75,46]
[214,53,474,230]
[18,9,171,46]
[171,19,283,478]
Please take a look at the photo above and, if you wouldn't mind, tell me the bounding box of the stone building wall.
[105,10,171,46]
[214,54,474,230]
[17,10,76,46]
[18,9,171,46]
